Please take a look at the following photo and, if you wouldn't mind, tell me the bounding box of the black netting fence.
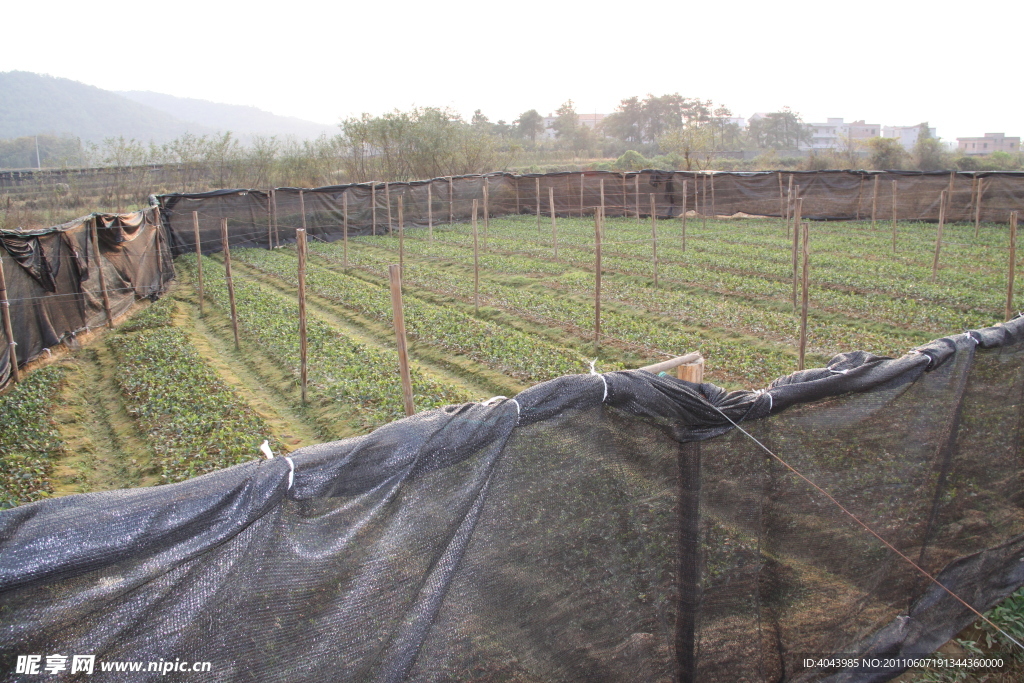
[0,207,173,385]
[158,170,1024,256]
[1,317,1023,681]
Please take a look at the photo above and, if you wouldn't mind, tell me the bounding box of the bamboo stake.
[892,180,898,253]
[580,172,585,217]
[871,175,879,229]
[975,178,985,238]
[535,177,541,233]
[388,264,415,417]
[600,178,605,220]
[650,194,658,286]
[932,190,947,281]
[799,220,810,371]
[595,207,602,350]
[778,171,785,221]
[634,174,640,223]
[297,228,308,405]
[969,174,979,225]
[1008,211,1018,321]
[702,174,708,230]
[398,195,404,274]
[220,218,240,350]
[639,351,701,374]
[371,183,377,236]
[192,211,204,316]
[299,189,307,235]
[0,252,20,383]
[472,199,479,314]
[681,180,688,252]
[90,217,113,328]
[947,171,956,220]
[449,176,454,225]
[483,176,490,237]
[786,175,794,237]
[342,192,349,269]
[549,186,558,258]
[792,198,803,310]
[385,182,392,236]
[271,188,278,248]
[267,190,273,247]
[710,172,716,217]
[427,183,433,241]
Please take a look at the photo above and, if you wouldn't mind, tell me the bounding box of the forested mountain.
[0,72,334,145]
[118,91,335,140]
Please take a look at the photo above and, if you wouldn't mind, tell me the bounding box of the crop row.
[230,247,596,383]
[329,239,931,362]
[427,216,1015,318]
[355,229,994,335]
[311,241,803,387]
[177,255,469,430]
[0,365,70,508]
[108,298,279,484]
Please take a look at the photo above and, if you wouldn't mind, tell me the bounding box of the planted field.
[3,212,1018,503]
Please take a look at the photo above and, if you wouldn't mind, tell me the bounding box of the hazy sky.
[4,0,1020,141]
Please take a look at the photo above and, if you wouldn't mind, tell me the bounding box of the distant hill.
[0,71,210,143]
[118,91,336,141]
[0,71,337,144]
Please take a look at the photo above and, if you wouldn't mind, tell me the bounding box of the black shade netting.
[1,318,1024,682]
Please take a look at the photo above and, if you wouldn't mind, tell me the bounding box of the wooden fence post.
[634,174,641,223]
[677,354,704,383]
[975,178,985,238]
[472,199,480,314]
[299,189,307,234]
[388,264,415,417]
[710,173,716,217]
[871,175,879,229]
[90,217,114,328]
[580,172,586,217]
[792,198,803,310]
[271,188,279,248]
[0,253,20,383]
[398,195,405,274]
[947,171,956,219]
[267,190,273,247]
[778,171,785,222]
[786,175,794,237]
[650,193,658,287]
[702,174,708,231]
[932,190,947,281]
[600,178,606,221]
[342,192,349,269]
[1008,211,1018,321]
[535,177,541,233]
[449,176,454,225]
[515,175,520,216]
[220,218,240,350]
[799,221,810,370]
[296,228,308,405]
[892,180,898,253]
[371,183,377,236]
[483,175,490,237]
[192,211,204,316]
[681,179,688,252]
[427,183,433,242]
[385,182,392,236]
[549,187,558,258]
[595,207,602,350]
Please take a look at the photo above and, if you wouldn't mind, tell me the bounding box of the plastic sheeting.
[1,316,1023,682]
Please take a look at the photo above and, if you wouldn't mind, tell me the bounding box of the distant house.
[799,118,881,150]
[882,125,937,151]
[541,113,605,139]
[956,132,1020,156]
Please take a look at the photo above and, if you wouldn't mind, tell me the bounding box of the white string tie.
[589,359,608,402]
[260,440,274,459]
[965,331,980,345]
[482,396,507,405]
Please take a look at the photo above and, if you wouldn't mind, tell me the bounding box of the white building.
[800,118,881,150]
[883,125,937,151]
